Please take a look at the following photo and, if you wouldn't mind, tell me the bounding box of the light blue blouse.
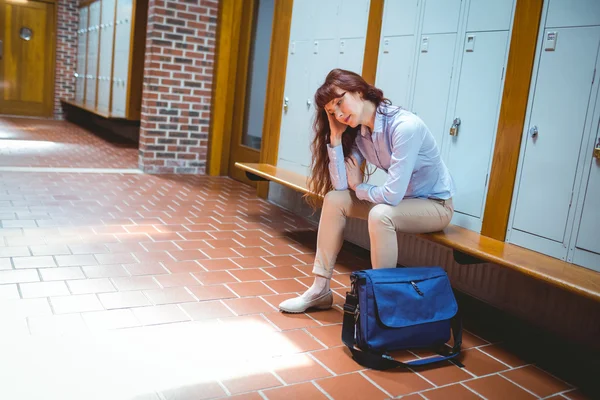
[327,105,455,206]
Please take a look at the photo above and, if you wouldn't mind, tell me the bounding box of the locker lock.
[283,97,289,111]
[449,117,461,136]
[529,125,538,139]
[594,139,600,159]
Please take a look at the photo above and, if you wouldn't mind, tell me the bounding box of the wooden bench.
[235,162,600,303]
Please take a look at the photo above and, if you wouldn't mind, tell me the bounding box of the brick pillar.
[54,0,79,119]
[138,0,218,174]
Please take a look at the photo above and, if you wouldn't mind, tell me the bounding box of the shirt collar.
[360,106,386,137]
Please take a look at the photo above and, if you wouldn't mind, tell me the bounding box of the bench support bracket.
[245,172,268,182]
[453,249,486,265]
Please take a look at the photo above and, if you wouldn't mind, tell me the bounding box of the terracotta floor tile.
[111,276,160,291]
[460,348,511,376]
[0,247,31,258]
[0,298,52,319]
[20,281,70,298]
[411,361,474,386]
[221,372,282,395]
[263,382,328,400]
[180,301,235,320]
[275,329,326,353]
[272,353,332,384]
[231,256,273,269]
[227,281,276,297]
[175,231,213,241]
[465,374,537,400]
[233,237,271,247]
[363,369,433,397]
[262,255,303,267]
[0,258,12,270]
[67,278,116,294]
[261,266,307,279]
[188,284,237,301]
[199,258,241,271]
[95,253,138,265]
[263,279,307,294]
[192,270,238,285]
[13,256,56,269]
[202,248,240,259]
[261,293,296,310]
[27,313,88,336]
[160,381,226,400]
[502,365,572,397]
[0,284,20,300]
[224,297,276,315]
[316,372,389,400]
[124,262,169,276]
[306,324,344,347]
[229,268,273,282]
[479,344,527,368]
[131,251,173,263]
[82,309,141,330]
[50,294,104,314]
[305,307,343,325]
[234,247,271,258]
[132,304,190,325]
[0,269,40,284]
[39,267,85,281]
[162,260,205,274]
[98,291,151,309]
[311,346,364,374]
[263,245,301,256]
[172,240,213,250]
[139,241,179,252]
[68,243,110,255]
[153,272,200,288]
[144,287,196,305]
[460,330,490,349]
[421,384,482,400]
[82,264,130,278]
[29,245,71,256]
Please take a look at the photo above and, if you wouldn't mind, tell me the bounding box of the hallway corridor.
[0,119,590,399]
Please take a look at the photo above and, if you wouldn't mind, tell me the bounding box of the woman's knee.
[323,190,353,212]
[368,204,394,230]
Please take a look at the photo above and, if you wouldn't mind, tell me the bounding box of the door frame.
[0,0,57,117]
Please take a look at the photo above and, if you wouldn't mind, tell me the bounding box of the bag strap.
[342,291,464,371]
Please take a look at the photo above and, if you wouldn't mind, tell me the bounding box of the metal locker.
[546,0,600,29]
[75,6,88,104]
[446,31,510,223]
[422,0,461,35]
[85,1,100,108]
[337,0,370,39]
[381,0,419,37]
[289,0,315,42]
[97,0,115,114]
[376,36,416,108]
[412,33,458,149]
[111,0,133,118]
[512,27,600,245]
[467,0,514,32]
[310,0,341,41]
[278,41,311,168]
[338,38,366,75]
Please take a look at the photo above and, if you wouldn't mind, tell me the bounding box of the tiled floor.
[0,118,594,400]
[0,117,138,169]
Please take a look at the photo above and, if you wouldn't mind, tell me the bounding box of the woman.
[279,68,455,313]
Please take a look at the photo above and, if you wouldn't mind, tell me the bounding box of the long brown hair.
[305,68,390,209]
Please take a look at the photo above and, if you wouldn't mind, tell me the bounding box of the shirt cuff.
[355,183,373,202]
[327,143,344,161]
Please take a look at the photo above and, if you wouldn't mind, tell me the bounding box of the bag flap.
[368,268,458,328]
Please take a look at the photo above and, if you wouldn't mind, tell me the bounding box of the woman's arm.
[327,143,364,191]
[354,119,422,205]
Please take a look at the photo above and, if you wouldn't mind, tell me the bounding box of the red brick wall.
[138,0,218,174]
[54,0,79,119]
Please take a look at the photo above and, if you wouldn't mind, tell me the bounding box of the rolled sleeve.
[327,144,348,190]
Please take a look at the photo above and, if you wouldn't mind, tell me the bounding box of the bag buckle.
[343,300,357,315]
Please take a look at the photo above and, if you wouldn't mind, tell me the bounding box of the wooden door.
[0,0,55,117]
[227,0,273,185]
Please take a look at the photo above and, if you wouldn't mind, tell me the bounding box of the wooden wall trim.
[362,0,384,84]
[208,0,243,176]
[481,0,544,240]
[256,0,293,198]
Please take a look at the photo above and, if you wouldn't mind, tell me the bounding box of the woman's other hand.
[327,111,346,147]
[345,156,363,190]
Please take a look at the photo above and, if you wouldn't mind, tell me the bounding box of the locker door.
[310,0,340,40]
[85,1,100,109]
[412,33,457,149]
[111,0,132,117]
[376,36,416,107]
[97,0,115,114]
[574,134,600,256]
[513,27,600,243]
[338,0,370,38]
[446,31,509,220]
[278,41,311,169]
[338,38,365,75]
[75,6,88,104]
[381,0,418,37]
[467,0,514,32]
[546,0,600,29]
[422,0,461,34]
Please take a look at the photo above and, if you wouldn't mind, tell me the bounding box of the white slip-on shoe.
[279,290,333,313]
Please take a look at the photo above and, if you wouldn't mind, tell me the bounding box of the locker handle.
[449,117,461,136]
[283,97,289,111]
[594,139,600,159]
[529,125,538,139]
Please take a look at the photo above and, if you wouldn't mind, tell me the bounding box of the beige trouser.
[312,190,454,278]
